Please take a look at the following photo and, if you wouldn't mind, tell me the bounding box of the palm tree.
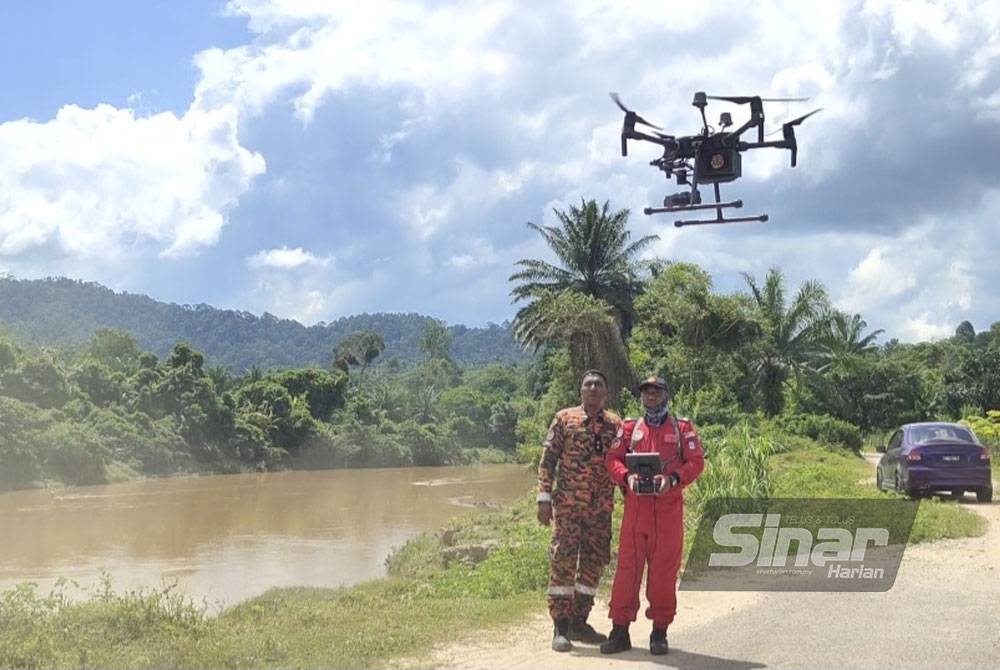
[510,199,658,342]
[514,289,636,401]
[509,200,657,400]
[742,268,830,416]
[814,311,884,373]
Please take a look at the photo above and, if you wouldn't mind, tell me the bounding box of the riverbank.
[0,491,550,669]
[0,438,988,669]
[0,446,520,497]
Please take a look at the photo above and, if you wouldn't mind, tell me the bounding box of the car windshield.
[909,426,977,444]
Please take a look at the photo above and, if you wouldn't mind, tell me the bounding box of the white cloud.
[0,103,264,263]
[897,313,954,342]
[865,0,962,51]
[198,0,513,123]
[396,159,537,239]
[243,264,394,325]
[445,239,498,271]
[246,245,330,269]
[838,245,918,315]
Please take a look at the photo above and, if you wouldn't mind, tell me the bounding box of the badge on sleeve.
[688,439,696,450]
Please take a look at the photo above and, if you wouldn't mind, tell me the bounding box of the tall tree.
[419,321,453,362]
[954,320,976,345]
[513,290,635,404]
[510,200,657,340]
[333,330,385,378]
[814,311,884,373]
[509,199,657,399]
[742,268,829,416]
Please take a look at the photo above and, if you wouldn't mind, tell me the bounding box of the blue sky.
[1,1,999,342]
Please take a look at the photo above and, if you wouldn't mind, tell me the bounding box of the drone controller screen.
[626,452,663,496]
[610,91,820,227]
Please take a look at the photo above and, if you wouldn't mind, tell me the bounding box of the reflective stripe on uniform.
[548,585,576,596]
[574,583,597,596]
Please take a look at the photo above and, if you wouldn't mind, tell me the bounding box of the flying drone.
[611,91,821,227]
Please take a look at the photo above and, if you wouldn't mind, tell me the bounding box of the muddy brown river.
[0,464,532,607]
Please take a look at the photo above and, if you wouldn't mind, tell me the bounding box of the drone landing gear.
[643,184,768,227]
[674,212,768,228]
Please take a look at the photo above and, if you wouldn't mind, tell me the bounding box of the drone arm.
[738,137,798,167]
[750,98,765,142]
[723,118,757,145]
[782,125,798,167]
[623,127,678,151]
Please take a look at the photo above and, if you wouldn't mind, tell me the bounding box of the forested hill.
[0,277,527,371]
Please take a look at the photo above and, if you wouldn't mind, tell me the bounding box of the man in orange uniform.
[601,375,705,656]
[537,370,622,652]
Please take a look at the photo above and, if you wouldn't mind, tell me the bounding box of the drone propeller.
[609,92,662,129]
[766,107,824,136]
[784,107,823,126]
[706,95,810,104]
[780,108,822,167]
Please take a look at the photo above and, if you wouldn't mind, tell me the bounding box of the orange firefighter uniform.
[538,405,622,622]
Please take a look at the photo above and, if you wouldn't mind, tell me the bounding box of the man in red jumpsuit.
[601,375,705,655]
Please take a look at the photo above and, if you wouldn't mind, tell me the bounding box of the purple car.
[876,422,993,503]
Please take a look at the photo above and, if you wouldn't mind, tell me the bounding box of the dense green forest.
[506,200,1000,462]
[1,200,999,492]
[0,319,536,490]
[0,277,526,371]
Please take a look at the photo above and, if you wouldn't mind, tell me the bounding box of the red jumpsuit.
[605,416,705,629]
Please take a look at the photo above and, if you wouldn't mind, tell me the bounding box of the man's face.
[640,386,668,409]
[580,375,608,407]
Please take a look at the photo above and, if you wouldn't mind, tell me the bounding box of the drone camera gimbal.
[611,91,820,227]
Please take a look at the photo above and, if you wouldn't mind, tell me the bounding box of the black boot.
[599,624,631,654]
[567,616,607,644]
[649,627,669,655]
[551,617,572,652]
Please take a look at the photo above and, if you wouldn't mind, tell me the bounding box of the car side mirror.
[875,445,886,453]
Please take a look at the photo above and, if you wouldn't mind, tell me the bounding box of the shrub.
[774,413,862,452]
[670,385,743,427]
[961,410,1000,460]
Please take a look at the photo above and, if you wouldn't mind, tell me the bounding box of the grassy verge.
[0,497,551,670]
[769,447,987,543]
[0,428,989,669]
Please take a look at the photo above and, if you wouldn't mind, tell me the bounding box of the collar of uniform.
[580,406,606,423]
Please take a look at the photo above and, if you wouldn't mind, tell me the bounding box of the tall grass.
[687,422,778,509]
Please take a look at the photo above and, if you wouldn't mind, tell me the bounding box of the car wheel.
[876,469,884,491]
[977,485,993,503]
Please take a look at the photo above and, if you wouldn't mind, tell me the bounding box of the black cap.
[638,375,668,391]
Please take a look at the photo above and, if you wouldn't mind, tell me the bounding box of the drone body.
[611,91,820,227]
